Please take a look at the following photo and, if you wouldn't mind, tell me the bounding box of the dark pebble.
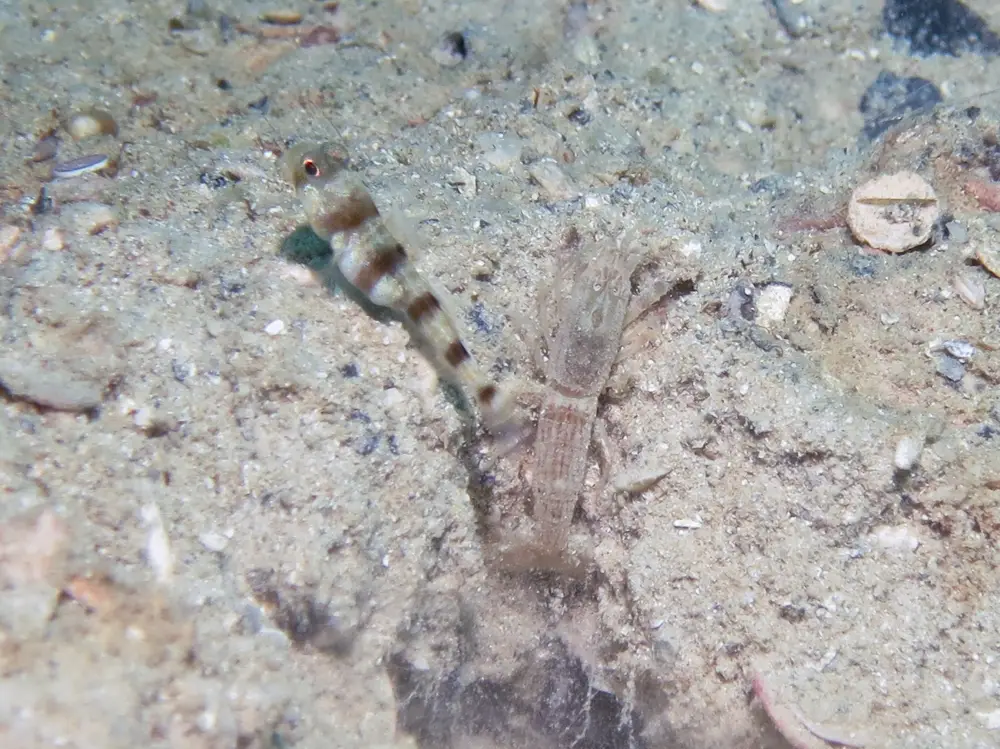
[216,278,245,298]
[31,187,52,215]
[247,96,270,115]
[567,107,591,125]
[848,254,877,278]
[858,70,942,140]
[725,281,756,322]
[976,424,996,439]
[340,362,359,378]
[300,25,341,47]
[356,433,380,455]
[768,0,810,38]
[883,0,1000,57]
[935,354,965,383]
[199,171,239,189]
[467,302,494,335]
[32,134,59,163]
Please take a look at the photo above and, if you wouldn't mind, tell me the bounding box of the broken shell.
[975,246,1000,278]
[66,109,118,140]
[929,338,977,361]
[51,153,109,179]
[953,270,986,310]
[847,171,939,253]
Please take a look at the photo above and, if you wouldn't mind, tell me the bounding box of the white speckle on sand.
[141,504,173,584]
[872,525,920,553]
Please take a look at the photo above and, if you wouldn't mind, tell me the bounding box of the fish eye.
[303,158,319,177]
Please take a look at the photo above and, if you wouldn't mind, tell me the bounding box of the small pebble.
[978,709,1000,731]
[944,220,968,244]
[894,435,923,471]
[954,270,985,309]
[931,338,976,361]
[528,159,574,201]
[573,35,601,67]
[883,0,1000,57]
[264,319,285,335]
[0,357,103,412]
[935,354,965,382]
[0,225,22,262]
[975,246,1000,278]
[871,525,919,553]
[260,9,303,25]
[300,25,341,47]
[478,133,522,170]
[66,109,118,140]
[0,510,68,639]
[51,153,109,179]
[449,166,477,198]
[754,283,793,329]
[41,227,65,251]
[32,134,59,163]
[199,531,229,552]
[64,202,119,235]
[858,71,941,141]
[847,171,939,253]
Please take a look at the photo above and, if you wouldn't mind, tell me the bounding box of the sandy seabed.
[2,1,1000,747]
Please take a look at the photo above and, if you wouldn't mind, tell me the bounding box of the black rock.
[883,0,1000,57]
[859,70,942,140]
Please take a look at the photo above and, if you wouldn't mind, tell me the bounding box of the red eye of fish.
[303,158,319,177]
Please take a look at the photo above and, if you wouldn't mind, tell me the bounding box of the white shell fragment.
[847,171,939,253]
[929,338,977,361]
[872,525,920,553]
[953,270,986,310]
[894,435,923,471]
[141,503,173,584]
[755,283,793,329]
[673,518,703,530]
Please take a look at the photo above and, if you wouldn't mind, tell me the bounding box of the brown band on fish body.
[444,340,471,368]
[407,292,442,324]
[477,384,497,406]
[319,188,379,235]
[353,242,408,294]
